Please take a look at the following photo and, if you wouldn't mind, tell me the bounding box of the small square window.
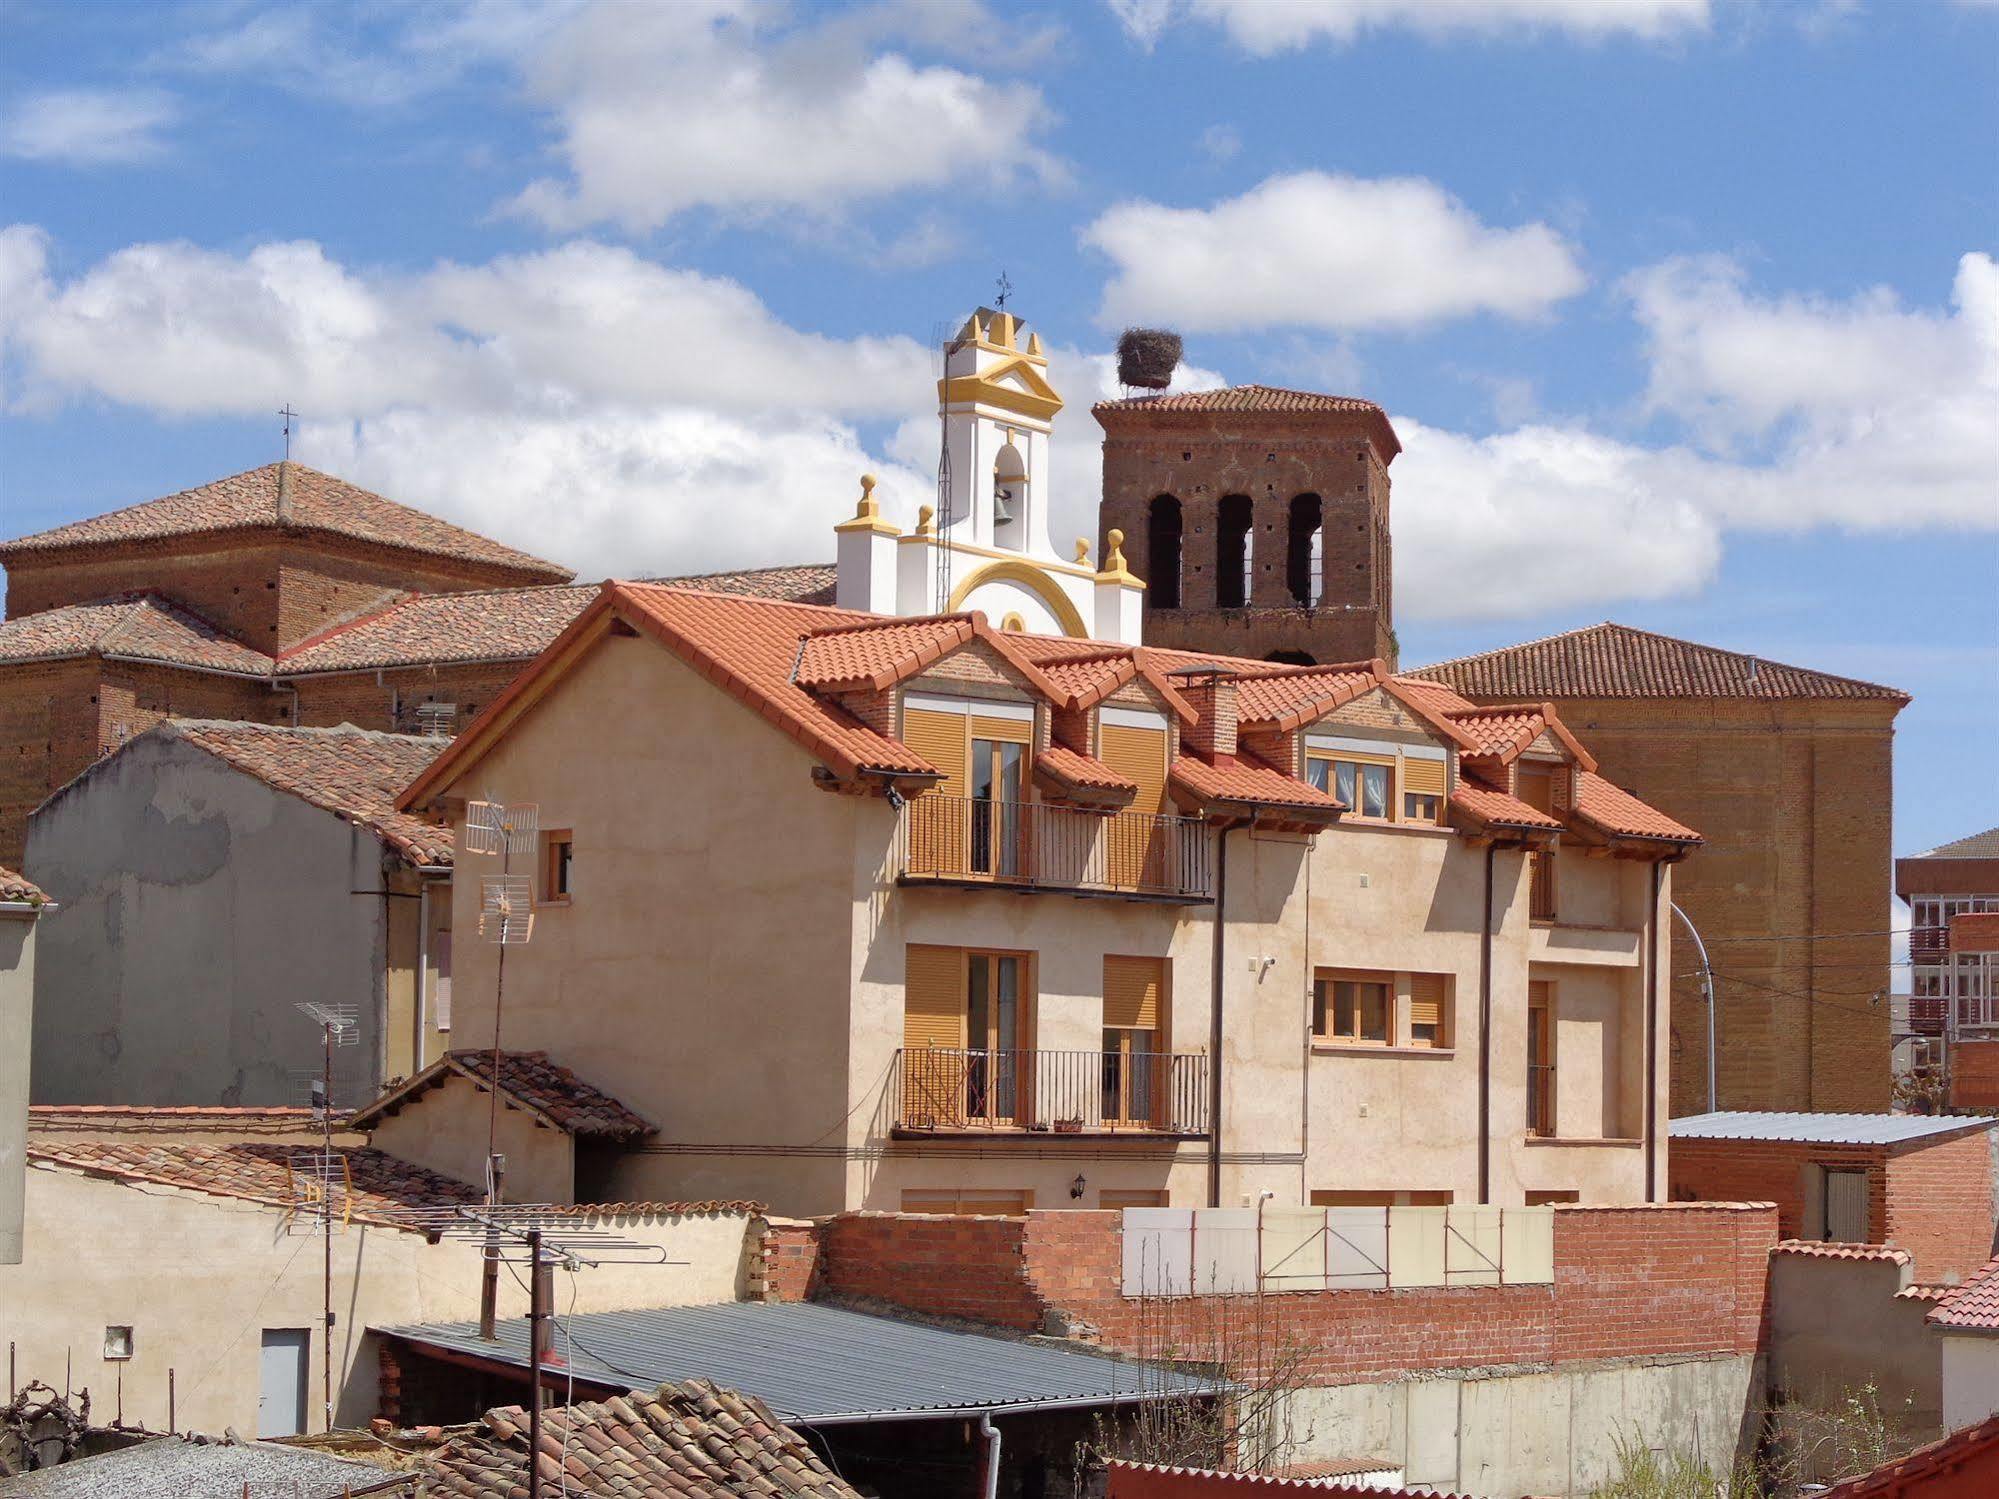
[1403,792,1440,822]
[540,830,574,904]
[104,1326,133,1360]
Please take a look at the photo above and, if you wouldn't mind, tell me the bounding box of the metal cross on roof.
[279,404,299,461]
[994,270,1013,311]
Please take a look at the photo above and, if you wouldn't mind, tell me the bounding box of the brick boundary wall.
[757,1217,825,1302]
[806,1203,1776,1385]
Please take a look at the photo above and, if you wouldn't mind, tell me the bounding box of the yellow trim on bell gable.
[948,559,1090,638]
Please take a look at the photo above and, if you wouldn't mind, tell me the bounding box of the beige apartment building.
[385,574,1698,1217]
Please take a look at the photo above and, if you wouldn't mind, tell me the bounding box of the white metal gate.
[258,1328,309,1438]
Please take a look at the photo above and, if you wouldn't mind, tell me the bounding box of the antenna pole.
[527,1229,549,1499]
[321,1017,334,1433]
[481,842,512,1340]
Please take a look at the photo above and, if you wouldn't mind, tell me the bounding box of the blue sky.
[1,0,1994,878]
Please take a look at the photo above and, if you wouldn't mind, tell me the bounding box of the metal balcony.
[891,1047,1211,1137]
[894,796,1213,902]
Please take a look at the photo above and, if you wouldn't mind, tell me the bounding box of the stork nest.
[1116,328,1182,390]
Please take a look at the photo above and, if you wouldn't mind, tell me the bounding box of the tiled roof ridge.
[621,577,858,616]
[645,561,835,585]
[166,716,438,746]
[1409,619,1909,701]
[271,591,418,661]
[1093,382,1387,411]
[351,1048,654,1139]
[1771,1240,1911,1264]
[800,610,976,640]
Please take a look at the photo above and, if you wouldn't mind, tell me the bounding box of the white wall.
[1943,1334,1999,1432]
[0,910,35,1264]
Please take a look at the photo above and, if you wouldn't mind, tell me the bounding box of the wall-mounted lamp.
[1070,1173,1087,1201]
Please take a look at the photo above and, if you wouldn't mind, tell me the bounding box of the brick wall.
[758,1218,824,1302]
[1671,1136,1887,1242]
[1954,1043,1999,1111]
[809,1203,1774,1385]
[1883,1128,1998,1283]
[291,662,531,736]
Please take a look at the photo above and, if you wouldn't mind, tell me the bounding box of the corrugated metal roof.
[376,1301,1219,1426]
[1670,1111,1997,1146]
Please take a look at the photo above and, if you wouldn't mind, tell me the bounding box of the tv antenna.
[462,797,541,1338]
[384,1204,680,1499]
[292,1000,358,1433]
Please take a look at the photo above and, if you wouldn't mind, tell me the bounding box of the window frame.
[1527,980,1557,1138]
[1313,968,1455,1052]
[540,829,574,906]
[1314,969,1394,1047]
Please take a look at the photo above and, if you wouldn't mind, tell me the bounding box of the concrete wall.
[1768,1252,1941,1430]
[26,735,395,1108]
[1942,1334,1999,1431]
[0,908,36,1263]
[1287,1354,1762,1498]
[0,1163,756,1437]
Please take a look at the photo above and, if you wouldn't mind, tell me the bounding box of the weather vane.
[994,270,1013,311]
[279,404,299,462]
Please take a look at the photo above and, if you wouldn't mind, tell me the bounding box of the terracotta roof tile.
[1232,663,1379,731]
[161,721,453,866]
[1025,650,1139,708]
[1447,705,1550,760]
[27,1139,481,1232]
[1771,1240,1911,1264]
[0,594,274,675]
[1816,1411,1999,1498]
[794,616,978,691]
[1574,770,1701,843]
[278,585,596,673]
[1092,385,1402,460]
[0,865,46,903]
[1913,826,1999,859]
[1897,1283,1954,1302]
[1449,773,1564,833]
[1171,751,1344,821]
[1,463,571,579]
[415,1379,862,1497]
[352,1049,652,1139]
[1928,1254,1999,1330]
[1408,622,1908,703]
[1035,743,1139,800]
[645,562,838,605]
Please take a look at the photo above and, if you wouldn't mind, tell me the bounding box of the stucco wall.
[1287,1354,1762,1498]
[0,911,35,1264]
[26,736,395,1108]
[1768,1252,1941,1430]
[1942,1334,1999,1432]
[0,1165,755,1437]
[367,1071,574,1203]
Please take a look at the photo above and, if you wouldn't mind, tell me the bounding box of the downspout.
[1646,861,1662,1201]
[415,879,432,1073]
[1208,823,1229,1210]
[980,1411,1001,1499]
[1479,843,1496,1206]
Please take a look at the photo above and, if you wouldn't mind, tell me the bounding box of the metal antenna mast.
[279,404,299,462]
[292,1001,357,1433]
[463,798,540,1337]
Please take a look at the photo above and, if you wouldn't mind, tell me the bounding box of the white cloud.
[508,0,1061,232]
[1084,172,1587,333]
[1,88,179,165]
[1115,0,1710,53]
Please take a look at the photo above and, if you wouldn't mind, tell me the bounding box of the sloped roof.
[1931,1256,1999,1331]
[1771,1241,1912,1265]
[28,1139,481,1232]
[645,562,839,605]
[415,1380,862,1498]
[0,593,274,675]
[1573,770,1701,843]
[1815,1411,1999,1497]
[351,1049,653,1139]
[1171,752,1345,822]
[1,462,571,579]
[1233,662,1380,731]
[0,865,46,904]
[278,585,597,674]
[159,720,454,866]
[1911,827,1999,860]
[1408,622,1908,703]
[1449,774,1564,834]
[794,616,981,691]
[1671,1112,1997,1146]
[1035,743,1139,799]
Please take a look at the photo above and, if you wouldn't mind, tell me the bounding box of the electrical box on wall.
[103,1325,133,1360]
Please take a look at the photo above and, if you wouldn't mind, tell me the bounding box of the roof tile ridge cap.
[1403,620,1619,675]
[273,591,420,661]
[801,611,973,640]
[622,578,856,615]
[1607,619,1909,698]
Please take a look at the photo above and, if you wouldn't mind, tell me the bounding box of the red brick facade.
[1953,1041,1999,1111]
[805,1203,1774,1384]
[759,1219,824,1302]
[1670,1128,1996,1282]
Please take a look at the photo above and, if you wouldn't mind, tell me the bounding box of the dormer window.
[1307,754,1390,819]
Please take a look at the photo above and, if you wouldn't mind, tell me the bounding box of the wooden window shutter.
[902,707,967,794]
[1409,972,1447,1031]
[904,944,966,1050]
[970,712,1032,746]
[1402,755,1445,798]
[1529,979,1551,1011]
[1104,955,1163,1031]
[1100,724,1168,817]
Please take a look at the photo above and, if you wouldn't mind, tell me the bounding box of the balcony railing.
[892,1047,1211,1136]
[895,795,1212,902]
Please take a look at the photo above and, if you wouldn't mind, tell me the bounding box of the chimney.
[1172,664,1238,762]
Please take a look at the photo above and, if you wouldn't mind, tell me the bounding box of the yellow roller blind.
[902,707,967,794]
[1100,724,1167,816]
[1529,979,1551,1011]
[1402,755,1445,797]
[904,944,965,1049]
[970,712,1032,745]
[1104,955,1163,1031]
[1409,972,1447,1030]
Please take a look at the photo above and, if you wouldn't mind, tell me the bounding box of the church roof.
[1092,385,1400,458]
[1407,622,1909,704]
[0,593,274,676]
[1909,827,1999,860]
[0,463,573,581]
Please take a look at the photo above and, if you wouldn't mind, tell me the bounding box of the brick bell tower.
[1094,386,1400,667]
